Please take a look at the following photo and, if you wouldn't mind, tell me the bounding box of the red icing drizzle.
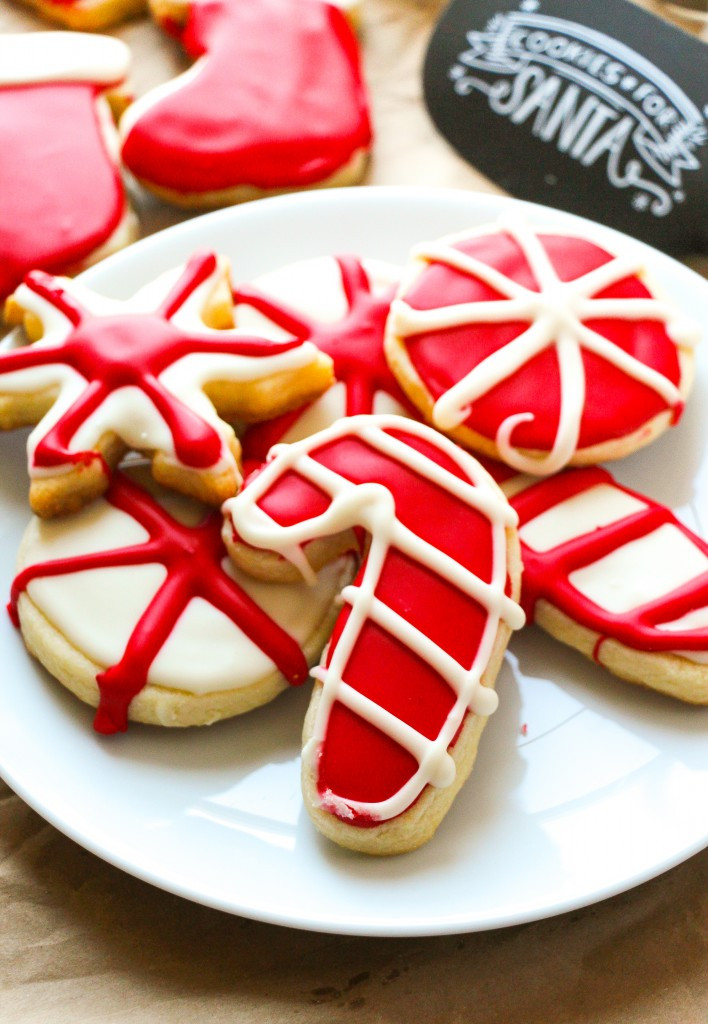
[121,0,372,193]
[511,466,708,653]
[9,471,308,734]
[0,253,305,474]
[241,256,415,472]
[0,82,126,301]
[403,231,682,450]
[249,424,502,824]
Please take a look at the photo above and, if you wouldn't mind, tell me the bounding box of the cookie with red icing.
[224,415,524,854]
[0,33,137,306]
[11,463,351,733]
[491,464,708,705]
[119,0,372,208]
[12,0,145,30]
[238,253,417,471]
[0,253,333,518]
[385,216,700,476]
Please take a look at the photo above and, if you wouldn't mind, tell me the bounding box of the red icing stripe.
[0,83,126,301]
[512,467,708,653]
[9,472,309,734]
[121,0,372,193]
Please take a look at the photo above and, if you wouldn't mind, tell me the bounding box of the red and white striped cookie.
[224,415,524,854]
[385,216,700,475]
[11,464,350,734]
[496,465,708,704]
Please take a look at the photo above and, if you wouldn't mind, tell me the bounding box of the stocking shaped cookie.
[224,415,524,854]
[385,216,700,475]
[0,34,136,304]
[119,0,372,206]
[1,252,333,517]
[11,466,350,734]
[502,466,708,704]
[240,254,417,471]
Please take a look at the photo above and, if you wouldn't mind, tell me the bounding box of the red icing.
[403,231,683,450]
[9,471,308,734]
[0,82,127,301]
[242,256,416,472]
[121,0,372,193]
[246,423,504,824]
[0,253,305,475]
[512,466,708,654]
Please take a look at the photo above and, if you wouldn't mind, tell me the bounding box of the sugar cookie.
[120,0,372,207]
[385,216,699,475]
[224,415,524,854]
[1,253,333,517]
[0,33,136,304]
[11,464,351,733]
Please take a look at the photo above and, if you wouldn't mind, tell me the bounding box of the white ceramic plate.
[0,187,706,937]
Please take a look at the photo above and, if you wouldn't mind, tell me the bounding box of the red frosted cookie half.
[385,216,700,475]
[119,0,372,207]
[224,414,524,854]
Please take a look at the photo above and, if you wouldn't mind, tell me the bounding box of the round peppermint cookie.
[11,464,351,735]
[385,216,700,476]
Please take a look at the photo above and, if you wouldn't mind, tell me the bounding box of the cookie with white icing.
[224,415,524,855]
[493,464,708,705]
[0,33,136,305]
[11,463,352,734]
[239,253,416,469]
[1,253,333,518]
[119,0,372,208]
[385,217,700,476]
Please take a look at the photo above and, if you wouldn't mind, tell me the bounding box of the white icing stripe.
[0,33,130,87]
[393,215,697,475]
[226,414,523,822]
[519,484,647,553]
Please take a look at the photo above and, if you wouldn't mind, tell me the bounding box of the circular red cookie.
[385,216,700,475]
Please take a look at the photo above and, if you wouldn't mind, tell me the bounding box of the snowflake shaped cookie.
[385,216,700,475]
[0,252,332,516]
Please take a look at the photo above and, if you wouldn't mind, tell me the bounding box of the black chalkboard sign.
[424,0,708,255]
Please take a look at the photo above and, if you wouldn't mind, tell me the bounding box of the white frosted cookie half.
[11,464,351,734]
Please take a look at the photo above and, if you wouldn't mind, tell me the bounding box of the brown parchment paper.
[0,1,706,1021]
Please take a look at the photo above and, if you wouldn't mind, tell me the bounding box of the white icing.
[0,33,130,88]
[390,215,699,475]
[19,486,347,695]
[225,414,524,823]
[4,260,326,479]
[519,484,647,553]
[569,524,708,615]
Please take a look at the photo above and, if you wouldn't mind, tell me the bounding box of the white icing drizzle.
[225,414,524,822]
[390,215,700,475]
[5,262,325,479]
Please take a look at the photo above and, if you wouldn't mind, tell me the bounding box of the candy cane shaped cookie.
[119,0,372,207]
[239,254,417,471]
[11,465,351,734]
[498,466,708,704]
[224,415,524,854]
[0,34,136,305]
[385,216,700,475]
[1,253,333,517]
